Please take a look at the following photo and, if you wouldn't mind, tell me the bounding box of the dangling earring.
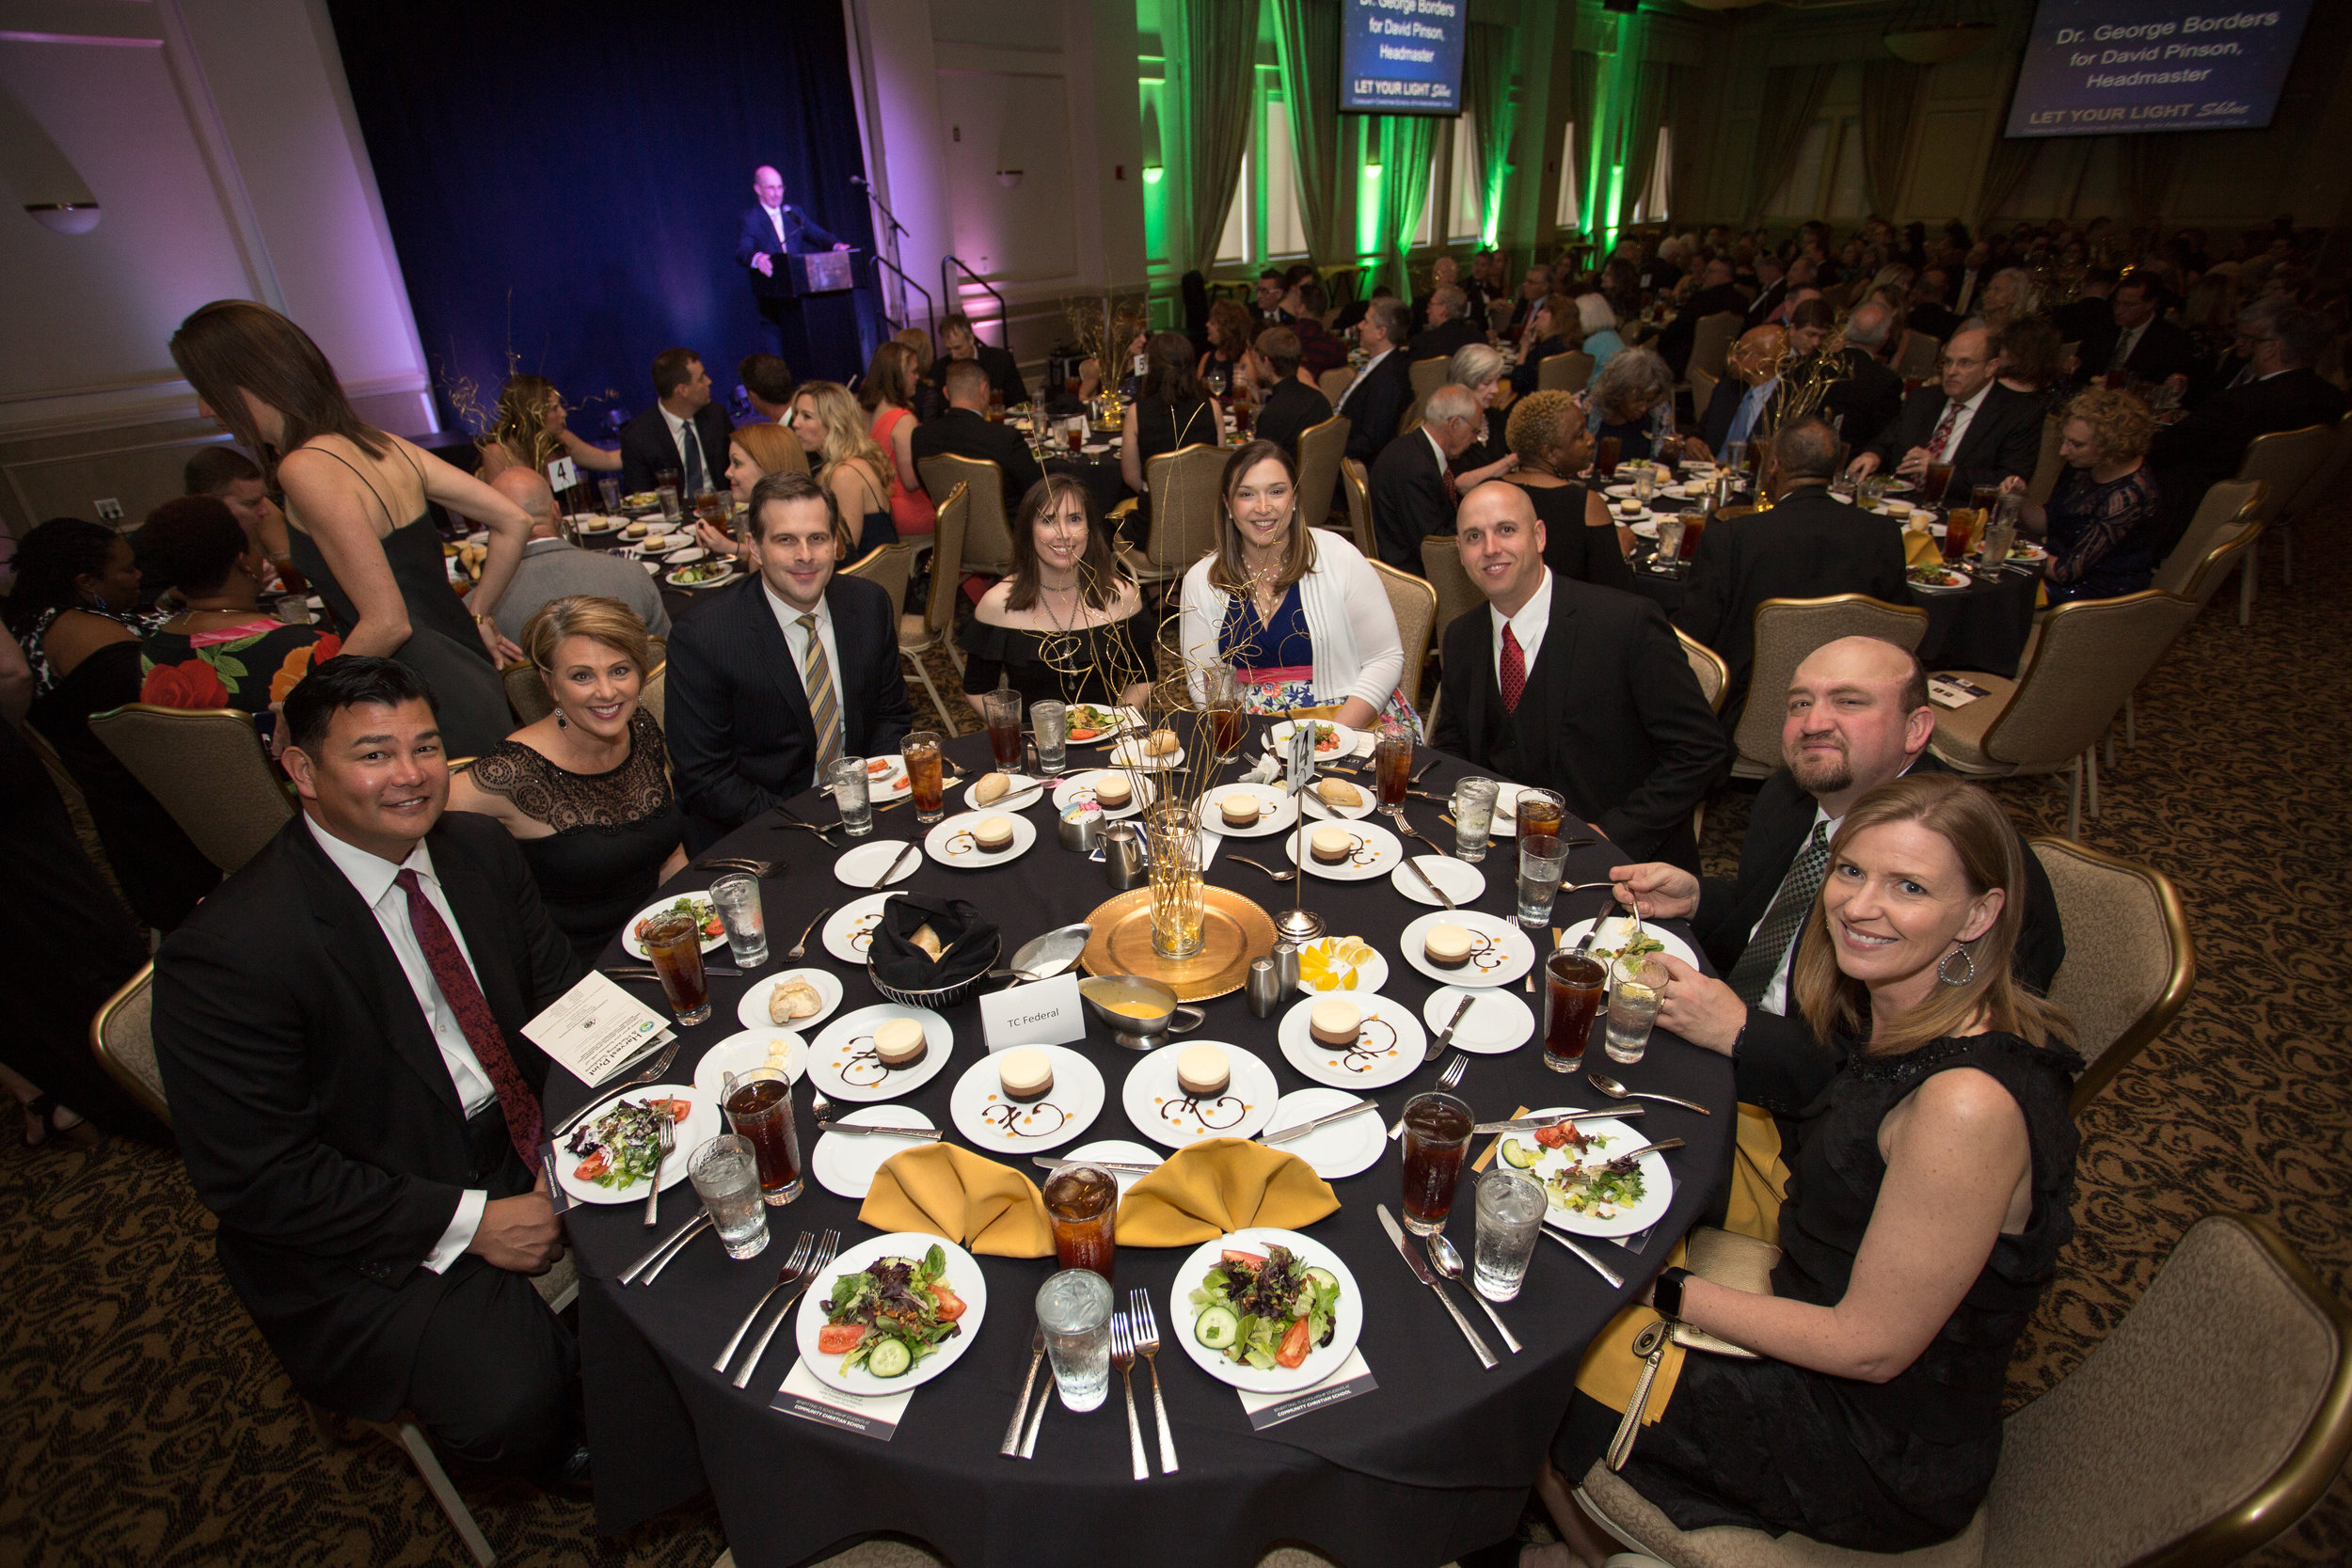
[554,709,569,731]
[1937,943,1977,987]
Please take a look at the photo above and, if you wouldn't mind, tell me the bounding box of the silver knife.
[1543,1228,1626,1289]
[870,841,921,889]
[1402,854,1455,911]
[1423,993,1477,1065]
[1260,1099,1377,1145]
[1473,1107,1646,1134]
[604,965,743,979]
[1032,1155,1163,1176]
[1376,1203,1498,1370]
[619,1210,710,1285]
[817,1120,942,1141]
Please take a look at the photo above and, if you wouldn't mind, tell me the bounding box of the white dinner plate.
[1298,781,1378,822]
[1487,783,1537,837]
[1108,735,1185,770]
[794,1231,988,1396]
[1421,986,1534,1054]
[554,1085,718,1206]
[1518,1112,1676,1240]
[575,515,625,533]
[736,967,846,1033]
[1260,1089,1386,1180]
[924,810,1039,870]
[1398,910,1537,990]
[858,757,913,801]
[821,891,903,964]
[1199,783,1297,838]
[1276,993,1425,1090]
[833,839,922,890]
[961,774,1048,813]
[1263,719,1366,763]
[621,893,726,959]
[1169,1227,1363,1395]
[691,1029,806,1107]
[1065,705,1143,746]
[1291,935,1389,996]
[1059,1139,1163,1197]
[946,1045,1104,1153]
[666,561,737,589]
[1390,854,1486,908]
[1052,768,1156,821]
[1294,819,1404,882]
[811,1105,940,1199]
[1120,1040,1279,1148]
[1555,915,1701,972]
[805,1003,953,1103]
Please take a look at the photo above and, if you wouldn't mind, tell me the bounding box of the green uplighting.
[1142,166,1162,183]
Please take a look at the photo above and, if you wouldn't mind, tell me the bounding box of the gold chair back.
[1732,595,1930,774]
[923,481,971,642]
[1677,629,1729,714]
[87,704,294,875]
[2183,516,2264,613]
[1316,365,1356,404]
[2026,415,2065,507]
[1688,366,1718,423]
[1338,458,1376,561]
[91,960,168,1125]
[917,453,1014,575]
[1407,356,1450,405]
[640,661,666,730]
[1135,444,1228,580]
[844,540,916,605]
[2282,408,2352,519]
[1416,534,1485,656]
[1370,559,1438,717]
[1686,310,1743,385]
[2026,835,2195,1116]
[2153,478,2261,596]
[1895,327,1940,380]
[1979,591,2198,769]
[1295,413,1350,531]
[2236,423,2336,528]
[1536,351,1595,394]
[501,660,553,726]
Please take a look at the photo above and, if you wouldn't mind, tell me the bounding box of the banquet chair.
[1120,444,1227,591]
[1730,596,1928,779]
[1686,311,1743,387]
[87,961,576,1568]
[895,481,969,730]
[2234,422,2337,607]
[1894,329,1940,381]
[1370,559,1437,719]
[1341,459,1377,562]
[1295,413,1350,531]
[2026,836,2194,1117]
[1317,366,1356,404]
[916,453,1014,577]
[1678,631,1730,842]
[1689,367,1719,427]
[2180,515,2264,618]
[501,661,553,726]
[2152,479,2261,599]
[639,661,667,730]
[1575,1212,2352,1568]
[87,704,294,876]
[1407,356,1450,406]
[2278,409,2352,570]
[1416,535,1484,663]
[1927,590,2199,838]
[1538,351,1596,395]
[844,541,916,631]
[2026,417,2064,508]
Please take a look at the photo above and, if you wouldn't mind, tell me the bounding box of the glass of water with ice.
[1473,1168,1547,1301]
[1036,1269,1112,1412]
[829,756,874,837]
[1453,777,1500,863]
[688,1134,770,1259]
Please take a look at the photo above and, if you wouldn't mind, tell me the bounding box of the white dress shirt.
[1336,348,1393,414]
[1490,566,1554,686]
[303,816,491,1272]
[1931,381,1992,458]
[761,200,787,247]
[764,578,843,705]
[659,403,706,483]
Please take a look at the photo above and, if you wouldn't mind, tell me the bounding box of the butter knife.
[816,1120,941,1141]
[1260,1099,1377,1145]
[1376,1204,1497,1369]
[1543,1228,1627,1289]
[870,840,921,889]
[1401,854,1455,911]
[619,1210,711,1285]
[1474,1107,1645,1134]
[1033,1155,1164,1176]
[1424,993,1477,1065]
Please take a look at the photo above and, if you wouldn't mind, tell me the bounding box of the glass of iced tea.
[1043,1163,1119,1279]
[901,730,946,824]
[1399,1091,1474,1235]
[641,911,711,1026]
[723,1068,803,1205]
[981,689,1024,770]
[1594,436,1622,479]
[1544,950,1608,1072]
[1923,462,1956,504]
[1203,662,1244,757]
[1373,722,1412,817]
[1941,508,1977,565]
[1513,787,1565,842]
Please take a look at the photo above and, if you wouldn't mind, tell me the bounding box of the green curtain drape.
[1567,50,1599,224]
[1858,59,1925,218]
[1371,115,1437,292]
[1616,60,1672,224]
[1271,0,1342,267]
[1464,22,1517,242]
[1743,63,1836,226]
[1177,0,1263,275]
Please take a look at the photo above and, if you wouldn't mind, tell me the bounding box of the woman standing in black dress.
[1533,775,2081,1562]
[1501,392,1636,593]
[446,596,683,963]
[1120,331,1229,546]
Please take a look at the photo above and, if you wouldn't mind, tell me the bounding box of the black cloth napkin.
[869,892,998,990]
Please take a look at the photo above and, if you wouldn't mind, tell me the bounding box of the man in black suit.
[1505,264,1553,338]
[2050,267,2120,376]
[1408,285,1487,362]
[1742,253,1789,332]
[1608,634,2065,1100]
[1370,383,1479,570]
[1906,267,1963,344]
[1334,296,1414,465]
[1683,418,1909,730]
[1657,258,1748,379]
[617,348,733,497]
[666,470,914,851]
[1247,327,1333,460]
[1851,326,2042,502]
[1432,483,1725,870]
[1804,298,1905,452]
[2151,306,2349,556]
[2105,277,2198,387]
[1409,252,1461,333]
[2187,295,2287,409]
[737,166,849,364]
[928,311,1028,408]
[908,359,1046,517]
[153,657,585,1485]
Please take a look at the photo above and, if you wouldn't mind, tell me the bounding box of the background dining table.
[546,719,1736,1568]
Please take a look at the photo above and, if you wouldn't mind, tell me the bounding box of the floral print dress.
[139,616,341,713]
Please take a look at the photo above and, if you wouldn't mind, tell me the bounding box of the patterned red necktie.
[1500,626,1527,714]
[1924,399,1963,461]
[394,868,543,1165]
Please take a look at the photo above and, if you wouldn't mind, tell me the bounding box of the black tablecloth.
[548,722,1734,1568]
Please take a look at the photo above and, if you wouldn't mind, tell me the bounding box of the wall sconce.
[1,86,100,235]
[1142,165,1163,184]
[26,203,100,235]
[1365,163,1383,179]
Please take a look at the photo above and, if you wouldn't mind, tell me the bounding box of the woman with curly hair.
[477,374,620,481]
[135,496,341,716]
[1502,391,1636,593]
[789,380,898,551]
[1998,388,2162,602]
[1586,346,1677,463]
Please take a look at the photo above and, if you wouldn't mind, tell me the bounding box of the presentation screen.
[1339,0,1465,116]
[2005,0,2315,138]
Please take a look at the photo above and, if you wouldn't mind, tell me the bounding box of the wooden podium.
[754,248,857,300]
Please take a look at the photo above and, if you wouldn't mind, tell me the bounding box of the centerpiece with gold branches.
[1061,292,1147,430]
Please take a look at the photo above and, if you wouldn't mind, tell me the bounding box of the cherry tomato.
[930,1283,967,1322]
[817,1323,865,1354]
[1276,1316,1311,1369]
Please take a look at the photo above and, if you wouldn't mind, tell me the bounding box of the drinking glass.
[642,911,711,1026]
[1373,722,1412,817]
[1923,462,1956,504]
[1399,1091,1474,1235]
[1858,473,1885,511]
[1513,787,1565,842]
[1042,1164,1118,1279]
[1941,508,1977,565]
[1970,484,2003,517]
[1721,439,1746,478]
[1030,700,1069,775]
[1473,1168,1548,1301]
[1633,466,1658,502]
[723,1068,803,1205]
[274,593,313,626]
[902,731,946,824]
[708,872,768,968]
[1202,662,1244,757]
[829,756,874,836]
[597,475,622,515]
[1594,436,1622,479]
[688,1134,771,1259]
[1452,777,1500,862]
[981,689,1025,771]
[693,489,728,535]
[1653,515,1686,568]
[1036,1269,1113,1412]
[1544,950,1607,1072]
[655,467,683,523]
[1606,955,1669,1064]
[1518,832,1570,928]
[1145,803,1205,960]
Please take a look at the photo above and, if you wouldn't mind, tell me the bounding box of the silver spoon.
[1586,1073,1712,1116]
[1424,1233,1522,1354]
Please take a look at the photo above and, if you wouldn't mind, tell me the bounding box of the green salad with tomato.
[817,1244,967,1379]
[1188,1243,1342,1372]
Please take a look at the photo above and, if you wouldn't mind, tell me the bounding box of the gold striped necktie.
[798,612,844,774]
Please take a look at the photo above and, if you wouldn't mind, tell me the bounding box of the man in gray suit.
[487,469,671,642]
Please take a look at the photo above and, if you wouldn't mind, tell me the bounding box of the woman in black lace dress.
[1533,775,2082,1563]
[446,596,684,961]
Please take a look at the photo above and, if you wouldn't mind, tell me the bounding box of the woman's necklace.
[1035,575,1087,633]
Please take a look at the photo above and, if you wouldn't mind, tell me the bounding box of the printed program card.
[1929,675,1993,709]
[1236,1349,1378,1431]
[773,1357,912,1440]
[524,972,675,1086]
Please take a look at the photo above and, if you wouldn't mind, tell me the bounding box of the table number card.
[524,972,675,1086]
[773,1357,912,1440]
[977,973,1087,1053]
[546,455,580,494]
[1236,1349,1378,1431]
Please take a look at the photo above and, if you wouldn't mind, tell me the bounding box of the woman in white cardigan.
[1179,439,1417,736]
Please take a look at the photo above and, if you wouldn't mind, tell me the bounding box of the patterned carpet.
[4,522,2347,1567]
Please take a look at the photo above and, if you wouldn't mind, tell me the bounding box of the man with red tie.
[154,657,589,1491]
[1847,325,2042,503]
[1430,484,1725,871]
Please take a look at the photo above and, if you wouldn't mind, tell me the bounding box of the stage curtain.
[1464,23,1518,241]
[1371,116,1438,293]
[1743,63,1837,227]
[1667,66,1706,227]
[1617,60,1672,224]
[1859,60,1926,218]
[1179,0,1263,276]
[324,0,875,429]
[1272,0,1343,268]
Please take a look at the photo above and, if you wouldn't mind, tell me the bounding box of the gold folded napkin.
[859,1144,1053,1258]
[1903,529,1945,568]
[1115,1137,1339,1247]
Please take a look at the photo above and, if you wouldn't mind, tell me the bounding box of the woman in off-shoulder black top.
[957,472,1159,714]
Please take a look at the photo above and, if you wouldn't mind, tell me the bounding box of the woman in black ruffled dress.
[957,474,1156,713]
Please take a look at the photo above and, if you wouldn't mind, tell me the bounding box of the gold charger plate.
[1080,886,1276,1003]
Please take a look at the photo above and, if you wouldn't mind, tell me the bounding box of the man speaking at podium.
[738,165,851,367]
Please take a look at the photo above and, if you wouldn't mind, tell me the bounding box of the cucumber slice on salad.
[1304,1266,1339,1294]
[1502,1139,1538,1168]
[1194,1304,1241,1350]
[866,1338,913,1378]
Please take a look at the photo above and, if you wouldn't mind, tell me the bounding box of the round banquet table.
[548,720,1735,1568]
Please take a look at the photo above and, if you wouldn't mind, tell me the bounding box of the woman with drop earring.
[446,595,684,963]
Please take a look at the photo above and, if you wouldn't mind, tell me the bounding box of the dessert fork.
[1127,1290,1179,1473]
[1110,1310,1149,1481]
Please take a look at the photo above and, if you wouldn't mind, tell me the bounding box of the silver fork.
[1128,1291,1179,1474]
[642,1113,675,1227]
[733,1228,838,1389]
[547,1037,685,1141]
[1390,1054,1467,1139]
[713,1232,814,1374]
[1110,1310,1148,1481]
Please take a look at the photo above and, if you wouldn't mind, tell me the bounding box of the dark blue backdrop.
[326,0,877,440]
